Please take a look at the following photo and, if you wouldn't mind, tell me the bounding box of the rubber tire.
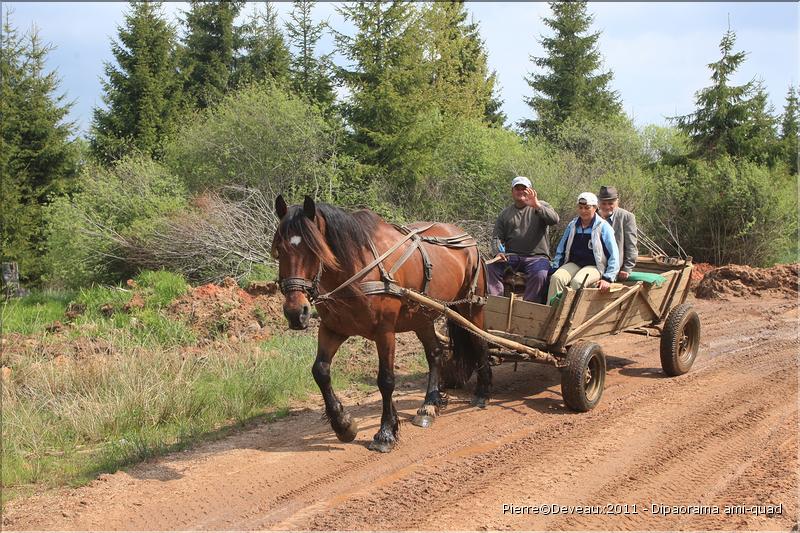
[660,303,701,376]
[561,341,606,412]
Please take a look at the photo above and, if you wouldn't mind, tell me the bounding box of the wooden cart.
[402,255,700,412]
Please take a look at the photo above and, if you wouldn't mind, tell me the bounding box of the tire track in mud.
[306,333,798,531]
[4,296,798,531]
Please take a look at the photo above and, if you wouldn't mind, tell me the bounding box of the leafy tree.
[91,1,183,163]
[780,85,799,174]
[180,0,244,110]
[1,10,78,283]
[233,1,291,88]
[522,1,622,139]
[164,81,333,197]
[673,28,778,164]
[285,0,335,109]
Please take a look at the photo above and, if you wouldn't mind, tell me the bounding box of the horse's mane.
[278,203,380,274]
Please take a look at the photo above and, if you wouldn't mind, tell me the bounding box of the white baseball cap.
[511,176,532,188]
[577,192,598,206]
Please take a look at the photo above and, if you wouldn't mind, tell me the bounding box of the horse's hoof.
[470,396,488,409]
[411,414,434,428]
[368,439,395,453]
[335,421,359,443]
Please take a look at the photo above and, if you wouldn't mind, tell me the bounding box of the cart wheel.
[660,303,700,376]
[561,341,606,412]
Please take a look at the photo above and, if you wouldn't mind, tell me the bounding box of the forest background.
[2,0,798,288]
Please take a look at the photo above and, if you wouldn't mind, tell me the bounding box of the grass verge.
[1,277,430,507]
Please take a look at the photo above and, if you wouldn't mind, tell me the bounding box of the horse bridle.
[278,262,324,300]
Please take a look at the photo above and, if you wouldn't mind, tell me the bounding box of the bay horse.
[272,195,491,452]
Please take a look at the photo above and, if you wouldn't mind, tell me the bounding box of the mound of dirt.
[695,263,799,299]
[690,262,715,285]
[167,278,286,344]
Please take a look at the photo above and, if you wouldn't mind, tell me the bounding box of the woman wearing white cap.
[546,192,621,303]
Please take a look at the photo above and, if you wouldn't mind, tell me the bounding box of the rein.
[280,222,485,307]
[279,224,434,303]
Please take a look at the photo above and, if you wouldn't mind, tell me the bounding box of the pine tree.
[336,1,429,173]
[421,1,504,126]
[744,83,779,166]
[674,28,779,164]
[0,10,77,282]
[285,0,335,109]
[180,0,244,110]
[675,28,752,159]
[522,1,621,139]
[780,85,799,174]
[233,2,291,88]
[91,1,183,163]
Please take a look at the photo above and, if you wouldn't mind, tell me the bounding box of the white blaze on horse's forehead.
[289,235,302,246]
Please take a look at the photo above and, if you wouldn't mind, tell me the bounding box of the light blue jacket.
[552,215,621,282]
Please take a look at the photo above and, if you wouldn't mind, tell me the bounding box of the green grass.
[0,271,430,506]
[1,290,76,335]
[0,331,389,504]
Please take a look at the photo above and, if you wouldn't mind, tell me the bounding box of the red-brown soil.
[167,278,285,344]
[695,263,799,299]
[4,288,798,530]
[689,262,715,284]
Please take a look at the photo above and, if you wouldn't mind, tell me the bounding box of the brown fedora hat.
[598,185,618,200]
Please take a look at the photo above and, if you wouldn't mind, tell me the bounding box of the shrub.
[43,155,187,287]
[164,81,335,200]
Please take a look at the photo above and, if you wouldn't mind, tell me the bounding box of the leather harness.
[279,223,486,307]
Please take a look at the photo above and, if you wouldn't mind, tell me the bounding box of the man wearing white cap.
[488,176,560,302]
[546,192,620,303]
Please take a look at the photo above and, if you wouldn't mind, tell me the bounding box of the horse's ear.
[303,195,316,221]
[275,195,288,219]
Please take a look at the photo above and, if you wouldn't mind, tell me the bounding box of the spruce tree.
[233,2,291,88]
[336,1,428,173]
[523,1,621,139]
[181,0,244,110]
[421,1,504,126]
[674,28,777,163]
[91,1,183,163]
[0,11,77,282]
[780,85,799,174]
[285,0,335,109]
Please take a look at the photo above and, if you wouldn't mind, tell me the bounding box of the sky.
[6,1,799,136]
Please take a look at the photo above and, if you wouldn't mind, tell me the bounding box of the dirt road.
[5,295,798,531]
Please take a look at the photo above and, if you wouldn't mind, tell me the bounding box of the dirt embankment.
[695,263,799,299]
[167,278,285,344]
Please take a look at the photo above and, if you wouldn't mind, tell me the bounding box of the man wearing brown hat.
[597,186,638,280]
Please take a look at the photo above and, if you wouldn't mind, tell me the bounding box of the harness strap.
[418,238,434,294]
[314,223,435,303]
[368,239,395,282]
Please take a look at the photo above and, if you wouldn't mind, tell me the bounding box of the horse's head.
[272,195,339,330]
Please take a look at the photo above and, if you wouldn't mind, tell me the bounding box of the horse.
[272,195,491,452]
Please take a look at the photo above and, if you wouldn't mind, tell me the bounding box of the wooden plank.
[567,304,656,340]
[400,288,559,364]
[545,289,575,345]
[485,310,548,339]
[565,284,641,345]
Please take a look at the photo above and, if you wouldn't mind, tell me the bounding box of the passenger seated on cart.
[597,185,638,281]
[487,176,560,303]
[546,192,620,304]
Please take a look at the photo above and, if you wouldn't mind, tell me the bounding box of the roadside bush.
[164,81,335,199]
[650,155,798,265]
[43,155,187,287]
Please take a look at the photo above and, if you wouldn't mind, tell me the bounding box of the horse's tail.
[440,319,478,389]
